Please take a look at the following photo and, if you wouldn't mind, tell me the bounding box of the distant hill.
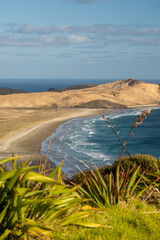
[48,84,97,92]
[0,79,160,109]
[0,87,27,95]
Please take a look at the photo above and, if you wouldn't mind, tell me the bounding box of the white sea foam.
[85,151,110,161]
[89,131,95,135]
[59,136,64,141]
[82,127,90,132]
[69,134,81,140]
[110,109,142,119]
[41,107,160,175]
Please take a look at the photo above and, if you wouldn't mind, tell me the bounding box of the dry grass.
[0,79,159,109]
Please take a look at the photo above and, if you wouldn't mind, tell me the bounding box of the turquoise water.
[41,107,160,176]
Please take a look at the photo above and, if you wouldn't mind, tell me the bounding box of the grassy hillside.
[62,200,160,240]
[0,79,160,108]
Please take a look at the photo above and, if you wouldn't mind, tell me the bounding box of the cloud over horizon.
[5,23,160,36]
[0,0,159,79]
[1,23,160,47]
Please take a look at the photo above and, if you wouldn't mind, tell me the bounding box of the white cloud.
[130,37,160,46]
[5,23,160,36]
[0,34,91,47]
[1,23,160,47]
[67,35,90,43]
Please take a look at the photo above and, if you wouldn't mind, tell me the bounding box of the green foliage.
[1,109,160,239]
[69,156,160,208]
[61,199,160,240]
[0,157,101,239]
[73,165,152,208]
[69,154,160,185]
[116,154,160,173]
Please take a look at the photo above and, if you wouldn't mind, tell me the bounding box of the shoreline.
[0,108,109,168]
[0,106,158,169]
[40,106,160,173]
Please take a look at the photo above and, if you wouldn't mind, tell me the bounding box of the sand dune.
[0,79,159,109]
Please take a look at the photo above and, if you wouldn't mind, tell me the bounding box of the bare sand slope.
[0,79,159,109]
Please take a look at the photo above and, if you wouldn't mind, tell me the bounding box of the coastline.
[0,108,109,168]
[0,105,158,170]
[40,106,159,174]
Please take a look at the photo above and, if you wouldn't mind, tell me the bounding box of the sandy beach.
[1,79,160,169]
[0,108,107,168]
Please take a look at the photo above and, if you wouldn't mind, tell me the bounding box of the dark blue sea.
[0,79,116,92]
[41,107,160,176]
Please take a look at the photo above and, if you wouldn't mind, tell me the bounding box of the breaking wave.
[41,108,160,176]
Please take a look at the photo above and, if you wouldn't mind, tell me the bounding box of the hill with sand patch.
[0,79,160,109]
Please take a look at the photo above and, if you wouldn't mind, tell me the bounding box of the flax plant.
[0,157,102,240]
[74,164,152,208]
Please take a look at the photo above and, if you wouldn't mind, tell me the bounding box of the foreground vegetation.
[0,157,102,239]
[61,199,160,240]
[0,110,160,239]
[0,154,159,239]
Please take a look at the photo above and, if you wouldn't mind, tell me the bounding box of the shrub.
[0,157,101,239]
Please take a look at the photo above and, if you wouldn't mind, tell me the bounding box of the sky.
[0,0,160,80]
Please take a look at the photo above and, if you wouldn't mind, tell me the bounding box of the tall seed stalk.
[103,109,151,159]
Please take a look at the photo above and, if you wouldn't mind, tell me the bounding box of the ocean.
[0,79,116,92]
[41,107,160,176]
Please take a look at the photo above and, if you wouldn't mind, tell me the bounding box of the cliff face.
[0,79,160,109]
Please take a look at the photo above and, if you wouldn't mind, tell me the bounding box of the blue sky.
[0,0,160,80]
